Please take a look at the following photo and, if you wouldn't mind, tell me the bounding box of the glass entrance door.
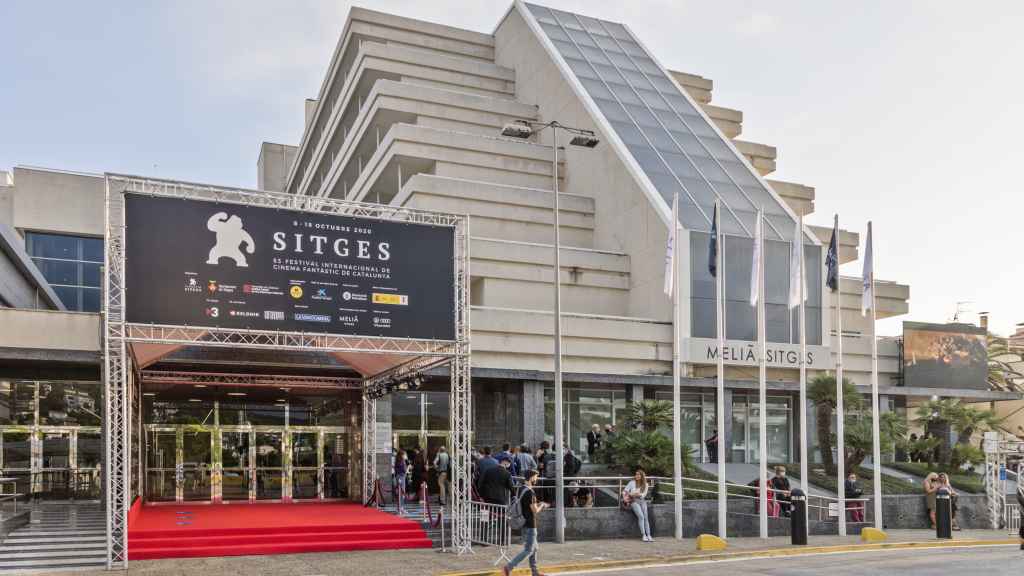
[181,430,212,500]
[322,431,348,499]
[220,430,251,501]
[255,431,283,500]
[40,431,72,499]
[145,429,177,502]
[290,431,319,500]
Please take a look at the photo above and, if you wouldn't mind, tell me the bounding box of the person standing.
[844,472,864,522]
[433,446,450,506]
[476,447,498,495]
[770,466,792,517]
[705,430,719,464]
[481,455,516,506]
[623,467,653,542]
[515,444,536,477]
[924,472,940,528]
[938,473,961,530]
[393,451,409,510]
[503,469,548,576]
[586,424,602,462]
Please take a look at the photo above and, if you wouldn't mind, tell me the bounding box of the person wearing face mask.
[845,472,864,522]
[770,466,792,517]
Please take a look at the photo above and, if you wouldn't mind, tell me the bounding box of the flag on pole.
[708,203,718,278]
[825,216,839,292]
[750,211,762,306]
[788,215,806,309]
[861,221,873,316]
[663,193,678,298]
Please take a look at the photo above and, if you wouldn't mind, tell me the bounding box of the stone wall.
[533,494,990,541]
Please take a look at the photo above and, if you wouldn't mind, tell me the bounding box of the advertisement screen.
[124,194,455,340]
[903,322,987,390]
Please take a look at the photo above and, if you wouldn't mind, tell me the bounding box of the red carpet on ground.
[127,502,432,560]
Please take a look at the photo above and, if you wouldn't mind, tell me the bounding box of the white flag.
[663,192,678,298]
[750,211,762,306]
[861,221,873,316]
[788,215,807,309]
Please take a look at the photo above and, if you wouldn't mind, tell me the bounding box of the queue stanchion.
[790,488,807,545]
[935,488,952,539]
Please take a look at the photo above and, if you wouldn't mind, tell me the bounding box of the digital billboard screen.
[124,194,455,340]
[903,322,987,390]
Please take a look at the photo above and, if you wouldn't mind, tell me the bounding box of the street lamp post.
[500,120,598,544]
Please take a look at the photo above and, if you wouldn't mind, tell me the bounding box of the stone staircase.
[0,504,106,573]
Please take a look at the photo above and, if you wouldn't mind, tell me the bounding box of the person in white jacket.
[623,467,653,542]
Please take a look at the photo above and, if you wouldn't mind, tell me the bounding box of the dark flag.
[708,204,718,278]
[825,216,839,292]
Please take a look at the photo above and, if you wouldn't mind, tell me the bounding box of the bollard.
[935,488,952,539]
[790,488,808,545]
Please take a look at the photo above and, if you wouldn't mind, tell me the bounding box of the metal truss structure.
[984,438,1024,530]
[103,174,472,568]
[140,370,363,391]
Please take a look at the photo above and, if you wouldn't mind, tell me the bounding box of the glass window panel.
[594,97,629,123]
[82,262,101,287]
[145,399,214,425]
[550,38,581,59]
[805,245,822,307]
[609,82,640,105]
[607,51,638,71]
[0,381,11,424]
[81,288,101,313]
[649,74,678,93]
[661,151,699,179]
[12,381,35,425]
[579,44,609,65]
[53,286,79,311]
[716,183,757,215]
[34,259,78,285]
[392,393,421,430]
[592,62,626,84]
[577,15,608,35]
[722,160,760,187]
[653,109,686,132]
[619,39,646,57]
[594,34,622,52]
[699,136,734,159]
[579,77,614,100]
[766,302,791,343]
[610,121,648,147]
[765,240,789,306]
[603,21,631,40]
[425,391,449,431]
[567,28,596,47]
[620,68,653,90]
[528,4,558,25]
[677,176,717,208]
[678,194,711,231]
[623,104,658,128]
[26,233,78,260]
[680,114,715,136]
[3,432,32,468]
[666,129,706,156]
[632,56,662,76]
[540,22,570,42]
[631,147,669,174]
[81,237,103,262]
[637,88,669,110]
[646,170,684,200]
[564,56,597,80]
[551,9,583,30]
[692,156,730,184]
[78,432,102,469]
[691,298,716,339]
[726,301,756,341]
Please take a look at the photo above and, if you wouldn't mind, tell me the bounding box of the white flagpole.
[868,221,883,528]
[835,214,847,537]
[715,200,727,539]
[671,192,683,540]
[757,210,768,540]
[798,213,808,501]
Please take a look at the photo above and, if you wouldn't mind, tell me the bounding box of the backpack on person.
[542,452,558,479]
[508,486,529,530]
[566,453,582,476]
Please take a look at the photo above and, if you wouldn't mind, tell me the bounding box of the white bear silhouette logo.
[205,212,255,267]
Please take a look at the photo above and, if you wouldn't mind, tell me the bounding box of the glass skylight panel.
[525,3,800,241]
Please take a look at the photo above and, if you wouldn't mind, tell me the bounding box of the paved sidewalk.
[42,530,1019,576]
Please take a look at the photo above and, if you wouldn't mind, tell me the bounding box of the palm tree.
[842,411,908,471]
[628,400,673,431]
[807,374,862,475]
[987,335,1024,392]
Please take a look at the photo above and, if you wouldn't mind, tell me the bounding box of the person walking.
[705,430,719,463]
[623,467,653,542]
[586,424,602,462]
[393,450,409,510]
[433,446,450,506]
[503,469,548,576]
[924,472,940,528]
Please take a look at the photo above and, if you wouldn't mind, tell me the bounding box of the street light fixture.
[499,119,599,544]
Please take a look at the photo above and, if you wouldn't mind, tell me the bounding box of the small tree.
[807,374,862,475]
[628,400,673,431]
[841,411,907,471]
[601,400,694,477]
[914,398,999,469]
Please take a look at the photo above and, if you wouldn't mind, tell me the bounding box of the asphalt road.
[562,545,1024,575]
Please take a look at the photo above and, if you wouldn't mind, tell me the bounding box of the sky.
[1,1,1021,336]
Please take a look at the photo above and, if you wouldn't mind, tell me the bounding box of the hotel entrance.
[141,379,360,504]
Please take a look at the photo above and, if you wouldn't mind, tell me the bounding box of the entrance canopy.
[102,174,471,567]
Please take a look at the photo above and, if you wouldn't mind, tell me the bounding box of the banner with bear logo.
[123,193,456,341]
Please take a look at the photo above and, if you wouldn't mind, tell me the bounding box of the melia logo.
[206,212,255,267]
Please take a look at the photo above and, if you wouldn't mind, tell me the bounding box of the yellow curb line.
[439,538,1021,576]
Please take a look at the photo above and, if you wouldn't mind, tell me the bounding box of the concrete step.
[0,557,106,570]
[6,530,105,538]
[0,542,107,552]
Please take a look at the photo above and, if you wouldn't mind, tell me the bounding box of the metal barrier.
[1007,503,1020,535]
[468,500,511,564]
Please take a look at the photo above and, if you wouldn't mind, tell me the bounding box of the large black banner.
[124,194,455,340]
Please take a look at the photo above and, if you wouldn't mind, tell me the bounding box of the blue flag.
[825,217,839,292]
[708,204,718,278]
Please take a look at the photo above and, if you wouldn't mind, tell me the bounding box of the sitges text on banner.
[122,193,456,341]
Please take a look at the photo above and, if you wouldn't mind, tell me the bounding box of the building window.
[691,232,821,345]
[25,232,103,312]
[544,386,628,462]
[731,394,792,463]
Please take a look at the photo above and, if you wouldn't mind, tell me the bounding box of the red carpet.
[127,502,431,560]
